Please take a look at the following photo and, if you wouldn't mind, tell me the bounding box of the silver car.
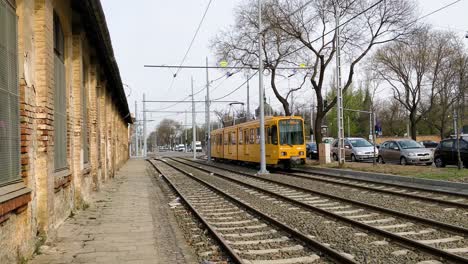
[331,137,378,162]
[377,139,433,166]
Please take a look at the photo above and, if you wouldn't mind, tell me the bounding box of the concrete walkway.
[30,159,196,264]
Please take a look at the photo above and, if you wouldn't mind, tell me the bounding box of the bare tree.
[265,0,416,144]
[211,1,308,116]
[375,98,407,136]
[373,28,464,140]
[156,119,181,147]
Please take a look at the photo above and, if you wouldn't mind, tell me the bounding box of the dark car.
[306,142,318,160]
[419,140,439,149]
[434,139,468,168]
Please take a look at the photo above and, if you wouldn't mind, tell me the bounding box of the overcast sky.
[101,0,468,131]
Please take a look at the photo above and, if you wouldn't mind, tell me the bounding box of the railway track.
[148,159,355,264]
[169,157,468,263]
[195,157,468,209]
[286,168,468,209]
[184,158,468,228]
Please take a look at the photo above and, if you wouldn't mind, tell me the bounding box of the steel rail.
[291,167,468,199]
[281,169,468,209]
[148,159,244,264]
[154,159,358,264]
[170,157,468,264]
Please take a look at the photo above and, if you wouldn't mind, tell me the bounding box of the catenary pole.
[135,101,139,157]
[311,102,315,142]
[192,77,196,160]
[143,93,147,157]
[258,0,268,174]
[206,57,211,162]
[185,110,188,153]
[372,110,377,166]
[454,107,462,169]
[246,73,250,121]
[335,8,345,165]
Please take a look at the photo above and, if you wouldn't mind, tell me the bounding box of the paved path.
[31,159,196,264]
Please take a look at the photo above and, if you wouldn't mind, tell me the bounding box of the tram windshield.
[279,119,304,145]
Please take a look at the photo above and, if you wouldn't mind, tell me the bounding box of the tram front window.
[279,120,304,146]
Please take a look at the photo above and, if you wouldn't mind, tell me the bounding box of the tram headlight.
[299,151,304,156]
[281,152,287,156]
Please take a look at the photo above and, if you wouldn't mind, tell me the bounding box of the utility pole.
[192,77,196,160]
[311,102,315,142]
[185,110,188,153]
[335,9,345,165]
[258,0,268,174]
[135,101,139,157]
[369,106,373,142]
[454,107,462,170]
[347,116,350,138]
[206,57,211,162]
[143,93,147,158]
[246,73,250,121]
[372,109,377,166]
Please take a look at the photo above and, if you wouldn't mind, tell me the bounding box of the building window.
[0,0,19,186]
[82,60,89,164]
[53,12,67,171]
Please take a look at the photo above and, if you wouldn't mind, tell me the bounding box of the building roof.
[72,0,132,124]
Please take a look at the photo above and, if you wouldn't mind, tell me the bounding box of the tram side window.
[224,133,228,145]
[250,129,254,144]
[244,130,248,145]
[239,129,243,145]
[256,128,260,144]
[271,125,278,145]
[232,132,236,145]
[266,127,271,144]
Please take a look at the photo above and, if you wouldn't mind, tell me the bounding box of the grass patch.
[306,161,468,182]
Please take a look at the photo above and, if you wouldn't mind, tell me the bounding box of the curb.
[302,166,468,196]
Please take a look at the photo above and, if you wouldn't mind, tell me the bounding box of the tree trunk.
[409,112,417,140]
[314,112,325,155]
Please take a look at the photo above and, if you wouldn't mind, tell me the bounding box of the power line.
[283,0,464,59]
[416,0,463,22]
[213,71,258,101]
[167,0,214,91]
[282,0,387,58]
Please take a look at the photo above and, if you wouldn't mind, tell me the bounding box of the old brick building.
[0,0,132,262]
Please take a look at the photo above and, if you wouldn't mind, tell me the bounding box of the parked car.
[331,137,378,162]
[434,138,468,168]
[176,144,185,152]
[377,139,433,166]
[306,142,318,160]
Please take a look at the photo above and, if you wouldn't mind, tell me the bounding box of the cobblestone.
[30,159,196,264]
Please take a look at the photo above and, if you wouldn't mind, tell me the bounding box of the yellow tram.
[211,116,306,168]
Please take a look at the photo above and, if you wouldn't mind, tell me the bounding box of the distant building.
[0,0,132,262]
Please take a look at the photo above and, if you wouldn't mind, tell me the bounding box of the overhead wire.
[166,0,214,92]
[213,71,258,101]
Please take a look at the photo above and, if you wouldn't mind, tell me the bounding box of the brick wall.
[0,0,131,262]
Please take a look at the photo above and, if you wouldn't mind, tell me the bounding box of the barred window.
[0,0,19,186]
[53,12,67,171]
